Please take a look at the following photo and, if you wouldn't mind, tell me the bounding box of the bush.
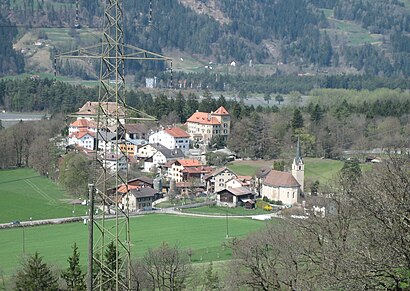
[263,205,273,211]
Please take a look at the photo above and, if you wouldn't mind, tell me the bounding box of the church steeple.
[292,136,304,192]
[294,136,303,164]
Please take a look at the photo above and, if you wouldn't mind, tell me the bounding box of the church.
[259,138,304,205]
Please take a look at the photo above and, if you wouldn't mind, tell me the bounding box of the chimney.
[207,113,211,121]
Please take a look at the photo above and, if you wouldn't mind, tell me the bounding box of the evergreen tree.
[61,242,86,291]
[291,109,304,130]
[310,104,324,124]
[275,94,284,105]
[14,252,58,291]
[203,262,220,290]
[341,158,362,181]
[263,92,272,104]
[102,241,122,291]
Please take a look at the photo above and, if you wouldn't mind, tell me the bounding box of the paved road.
[0,207,283,229]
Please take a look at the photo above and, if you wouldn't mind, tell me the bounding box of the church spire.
[295,136,303,164]
[292,136,304,192]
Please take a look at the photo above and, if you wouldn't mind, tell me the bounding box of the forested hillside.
[0,11,24,75]
[2,0,410,77]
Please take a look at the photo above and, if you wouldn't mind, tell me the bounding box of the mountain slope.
[3,0,410,77]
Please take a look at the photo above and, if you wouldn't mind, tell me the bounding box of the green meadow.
[0,214,266,276]
[227,158,371,186]
[0,168,87,224]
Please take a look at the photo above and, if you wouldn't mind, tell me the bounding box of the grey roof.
[128,176,154,185]
[97,131,117,141]
[151,143,184,159]
[217,186,254,197]
[129,187,157,198]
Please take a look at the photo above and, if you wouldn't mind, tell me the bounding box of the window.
[287,192,289,198]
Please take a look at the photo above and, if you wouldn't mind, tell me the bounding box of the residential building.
[204,167,237,193]
[186,106,230,143]
[96,131,117,153]
[101,153,127,172]
[68,118,97,135]
[149,127,190,154]
[68,131,95,150]
[122,187,158,212]
[226,176,252,189]
[140,144,185,172]
[164,159,202,182]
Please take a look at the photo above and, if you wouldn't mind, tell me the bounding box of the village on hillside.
[66,101,311,215]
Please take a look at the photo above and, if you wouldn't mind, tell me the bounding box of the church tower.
[292,137,304,192]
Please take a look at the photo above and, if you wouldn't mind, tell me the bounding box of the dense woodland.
[1,0,410,77]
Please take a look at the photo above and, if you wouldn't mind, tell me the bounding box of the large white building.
[186,106,230,143]
[148,127,190,154]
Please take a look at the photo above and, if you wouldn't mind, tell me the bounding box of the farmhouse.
[186,106,230,143]
[216,187,256,208]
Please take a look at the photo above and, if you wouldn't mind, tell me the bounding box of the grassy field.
[0,168,87,224]
[227,158,371,185]
[0,214,267,276]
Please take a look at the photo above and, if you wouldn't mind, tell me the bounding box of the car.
[10,220,20,225]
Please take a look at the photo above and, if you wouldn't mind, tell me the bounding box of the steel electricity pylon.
[57,1,170,290]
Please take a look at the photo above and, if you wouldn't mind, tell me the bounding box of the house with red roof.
[186,106,230,143]
[68,118,97,135]
[68,130,96,150]
[149,127,190,154]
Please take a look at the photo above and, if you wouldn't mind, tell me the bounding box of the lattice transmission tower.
[57,1,170,290]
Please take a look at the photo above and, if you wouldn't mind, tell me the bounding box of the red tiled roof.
[187,112,221,125]
[182,166,213,174]
[165,127,190,138]
[263,170,300,188]
[117,184,141,193]
[213,106,229,115]
[176,159,202,167]
[70,119,96,128]
[69,130,95,139]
